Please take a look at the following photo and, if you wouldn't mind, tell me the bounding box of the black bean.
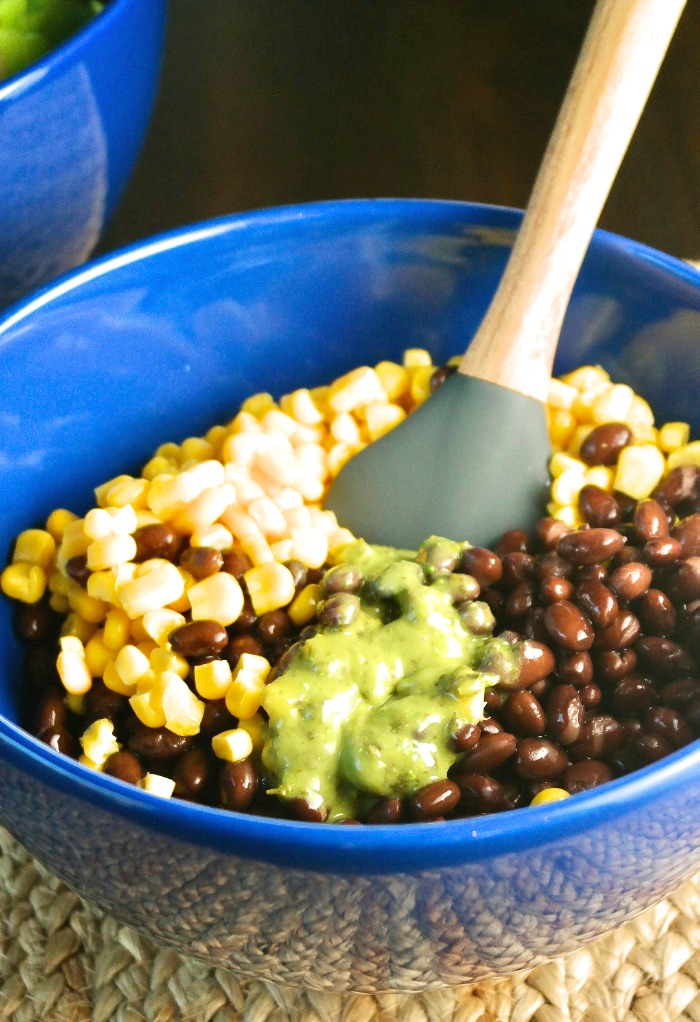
[501,552,535,588]
[564,760,614,793]
[594,649,637,682]
[672,515,700,557]
[225,634,266,668]
[228,599,258,634]
[33,691,67,734]
[452,722,482,751]
[579,683,602,709]
[496,530,530,555]
[174,748,212,797]
[558,528,626,566]
[645,706,695,748]
[578,485,622,528]
[663,557,700,604]
[522,608,550,644]
[13,600,54,642]
[515,738,568,780]
[454,773,506,814]
[170,620,229,658]
[539,576,574,604]
[84,679,128,723]
[220,759,257,811]
[419,538,462,576]
[179,546,224,579]
[633,499,670,543]
[580,423,633,466]
[536,517,571,550]
[628,732,675,767]
[321,564,364,595]
[133,523,183,562]
[104,750,144,785]
[595,609,641,650]
[575,579,618,628]
[544,601,595,651]
[608,562,652,601]
[460,547,503,588]
[221,547,254,580]
[569,715,626,760]
[658,677,700,709]
[456,731,517,774]
[501,691,546,736]
[635,636,695,678]
[409,779,460,820]
[504,581,536,619]
[536,551,575,579]
[318,593,361,628]
[458,600,496,635]
[366,798,403,824]
[643,537,682,566]
[65,555,90,585]
[199,699,236,737]
[636,589,676,636]
[128,726,192,761]
[557,651,594,687]
[257,609,292,645]
[284,559,308,592]
[653,466,700,507]
[613,676,658,715]
[38,725,77,757]
[547,684,585,745]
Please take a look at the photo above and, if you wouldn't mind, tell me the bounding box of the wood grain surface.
[101,0,700,260]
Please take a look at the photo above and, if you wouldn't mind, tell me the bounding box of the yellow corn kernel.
[624,393,656,437]
[64,693,86,716]
[409,365,435,405]
[141,608,186,646]
[188,571,244,625]
[240,532,275,567]
[129,678,167,727]
[181,436,215,463]
[282,388,324,426]
[329,527,356,552]
[57,645,92,696]
[86,569,118,605]
[327,366,386,414]
[80,718,120,769]
[102,475,149,510]
[86,533,137,572]
[211,728,254,763]
[288,583,323,626]
[83,508,115,540]
[141,456,175,481]
[667,440,700,471]
[614,444,666,500]
[85,632,113,678]
[103,659,138,696]
[562,365,610,391]
[364,401,406,442]
[658,421,690,453]
[244,562,296,616]
[149,646,189,679]
[329,412,362,447]
[49,593,70,614]
[572,381,611,423]
[114,644,151,688]
[583,466,614,491]
[102,608,131,650]
[68,588,108,624]
[547,378,578,411]
[326,442,353,478]
[289,527,328,570]
[591,383,634,425]
[194,659,233,700]
[237,713,268,754]
[375,361,409,401]
[60,612,97,645]
[48,569,75,596]
[45,508,78,542]
[546,407,576,450]
[190,524,234,551]
[547,502,584,529]
[139,773,176,798]
[551,468,586,507]
[1,562,47,604]
[241,392,276,419]
[270,539,294,562]
[119,561,185,619]
[13,529,56,569]
[225,671,267,720]
[549,452,585,478]
[567,425,594,457]
[205,424,228,456]
[161,673,204,737]
[402,348,432,368]
[530,787,570,806]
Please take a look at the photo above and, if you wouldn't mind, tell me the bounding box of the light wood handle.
[459,0,687,402]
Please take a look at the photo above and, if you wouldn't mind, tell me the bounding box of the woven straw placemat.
[1,824,699,1022]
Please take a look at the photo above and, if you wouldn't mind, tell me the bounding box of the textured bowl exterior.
[0,200,699,991]
[0,0,166,309]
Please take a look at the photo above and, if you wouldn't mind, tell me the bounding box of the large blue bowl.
[0,200,699,992]
[0,0,167,309]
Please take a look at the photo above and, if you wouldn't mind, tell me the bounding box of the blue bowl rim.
[0,0,152,102]
[1,196,700,874]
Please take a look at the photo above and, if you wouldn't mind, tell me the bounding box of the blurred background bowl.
[0,0,166,310]
[0,199,699,992]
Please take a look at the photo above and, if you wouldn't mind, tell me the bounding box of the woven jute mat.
[1,827,699,1022]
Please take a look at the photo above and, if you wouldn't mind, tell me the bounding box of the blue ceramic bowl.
[0,200,699,992]
[0,0,166,310]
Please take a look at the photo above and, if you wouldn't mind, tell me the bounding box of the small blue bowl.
[0,0,167,310]
[0,200,699,992]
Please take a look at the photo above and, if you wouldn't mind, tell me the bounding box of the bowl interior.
[1,198,699,800]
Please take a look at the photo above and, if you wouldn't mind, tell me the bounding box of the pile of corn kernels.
[2,350,699,799]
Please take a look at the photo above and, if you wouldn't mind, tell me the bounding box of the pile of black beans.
[11,464,700,824]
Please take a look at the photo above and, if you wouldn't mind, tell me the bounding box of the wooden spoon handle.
[459,0,686,402]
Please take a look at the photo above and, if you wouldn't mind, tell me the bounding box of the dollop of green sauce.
[261,537,519,822]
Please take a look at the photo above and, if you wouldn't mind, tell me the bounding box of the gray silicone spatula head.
[325,0,686,550]
[325,372,551,549]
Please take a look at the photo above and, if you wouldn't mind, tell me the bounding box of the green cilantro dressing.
[261,537,519,822]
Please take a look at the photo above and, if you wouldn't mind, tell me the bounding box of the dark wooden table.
[101,0,700,260]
